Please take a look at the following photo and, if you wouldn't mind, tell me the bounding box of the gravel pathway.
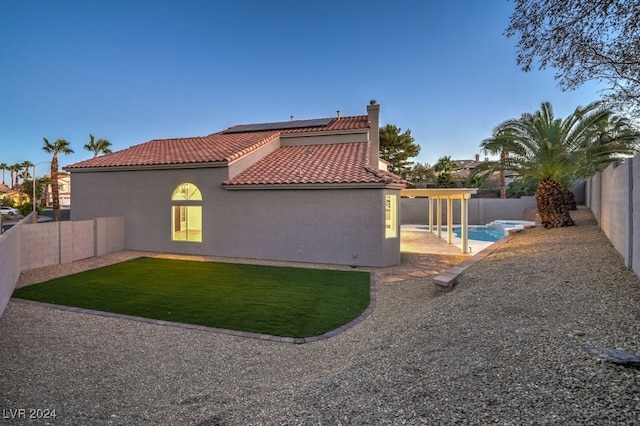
[1,208,639,425]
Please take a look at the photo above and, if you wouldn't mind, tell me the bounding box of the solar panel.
[224,117,334,133]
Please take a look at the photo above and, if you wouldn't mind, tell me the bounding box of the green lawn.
[13,257,371,338]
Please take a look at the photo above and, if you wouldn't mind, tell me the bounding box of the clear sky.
[0,0,605,174]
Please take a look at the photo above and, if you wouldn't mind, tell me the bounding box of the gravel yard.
[1,208,639,425]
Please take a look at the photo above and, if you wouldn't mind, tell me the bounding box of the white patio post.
[461,194,469,253]
[428,196,434,232]
[399,189,478,251]
[436,196,442,238]
[446,196,453,244]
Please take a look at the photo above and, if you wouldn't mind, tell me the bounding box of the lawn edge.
[10,274,376,345]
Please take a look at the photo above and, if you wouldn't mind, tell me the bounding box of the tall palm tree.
[477,127,512,198]
[481,101,640,228]
[42,138,74,221]
[21,160,33,185]
[0,163,7,185]
[10,163,21,189]
[84,134,112,158]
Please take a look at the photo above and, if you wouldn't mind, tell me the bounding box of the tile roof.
[280,115,369,133]
[65,131,281,169]
[65,115,370,170]
[223,143,407,187]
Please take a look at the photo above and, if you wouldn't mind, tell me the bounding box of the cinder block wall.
[0,219,23,319]
[600,161,631,263]
[20,221,61,270]
[0,216,125,318]
[633,156,640,275]
[586,154,640,277]
[401,196,537,225]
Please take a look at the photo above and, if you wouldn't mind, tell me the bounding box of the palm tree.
[84,134,112,158]
[21,160,33,185]
[42,138,74,221]
[481,101,640,228]
[478,127,512,198]
[433,155,458,188]
[41,175,51,207]
[0,163,7,185]
[10,163,21,189]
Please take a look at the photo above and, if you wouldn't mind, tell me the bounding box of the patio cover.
[401,188,478,253]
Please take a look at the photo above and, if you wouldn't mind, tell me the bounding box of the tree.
[22,176,46,210]
[42,138,74,221]
[506,0,640,116]
[379,124,421,177]
[21,160,33,185]
[506,176,538,198]
[84,134,112,158]
[433,155,458,188]
[406,162,436,187]
[481,101,640,228]
[0,163,7,185]
[478,127,515,198]
[10,163,21,189]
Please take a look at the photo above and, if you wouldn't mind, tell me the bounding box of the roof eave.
[222,182,405,190]
[64,162,228,172]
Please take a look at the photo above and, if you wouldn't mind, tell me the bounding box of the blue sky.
[0,0,605,174]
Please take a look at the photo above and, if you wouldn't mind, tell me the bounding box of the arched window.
[171,183,202,242]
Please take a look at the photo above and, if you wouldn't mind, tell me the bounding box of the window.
[171,183,202,242]
[385,194,397,238]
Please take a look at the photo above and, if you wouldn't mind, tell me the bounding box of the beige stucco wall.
[70,167,401,267]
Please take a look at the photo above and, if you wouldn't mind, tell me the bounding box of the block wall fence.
[0,215,124,317]
[586,154,640,277]
[400,196,538,225]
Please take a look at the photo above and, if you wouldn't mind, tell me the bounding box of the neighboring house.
[453,154,518,189]
[0,187,26,206]
[453,154,486,177]
[0,183,10,201]
[43,173,71,207]
[65,101,407,267]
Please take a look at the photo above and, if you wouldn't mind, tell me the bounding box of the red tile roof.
[280,115,369,133]
[65,131,281,169]
[223,143,406,187]
[65,115,370,170]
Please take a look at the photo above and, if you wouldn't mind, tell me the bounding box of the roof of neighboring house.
[223,143,406,187]
[0,183,10,193]
[65,115,370,170]
[454,159,479,170]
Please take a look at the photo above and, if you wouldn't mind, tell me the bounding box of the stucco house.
[43,172,71,207]
[65,101,408,267]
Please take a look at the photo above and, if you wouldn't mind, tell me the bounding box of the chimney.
[475,153,480,162]
[336,110,341,120]
[290,115,294,121]
[367,100,380,167]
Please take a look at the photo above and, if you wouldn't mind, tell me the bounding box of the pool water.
[411,220,535,245]
[450,226,505,242]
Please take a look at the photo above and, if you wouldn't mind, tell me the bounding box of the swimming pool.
[449,225,505,242]
[449,220,536,242]
[411,225,505,242]
[410,220,536,243]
